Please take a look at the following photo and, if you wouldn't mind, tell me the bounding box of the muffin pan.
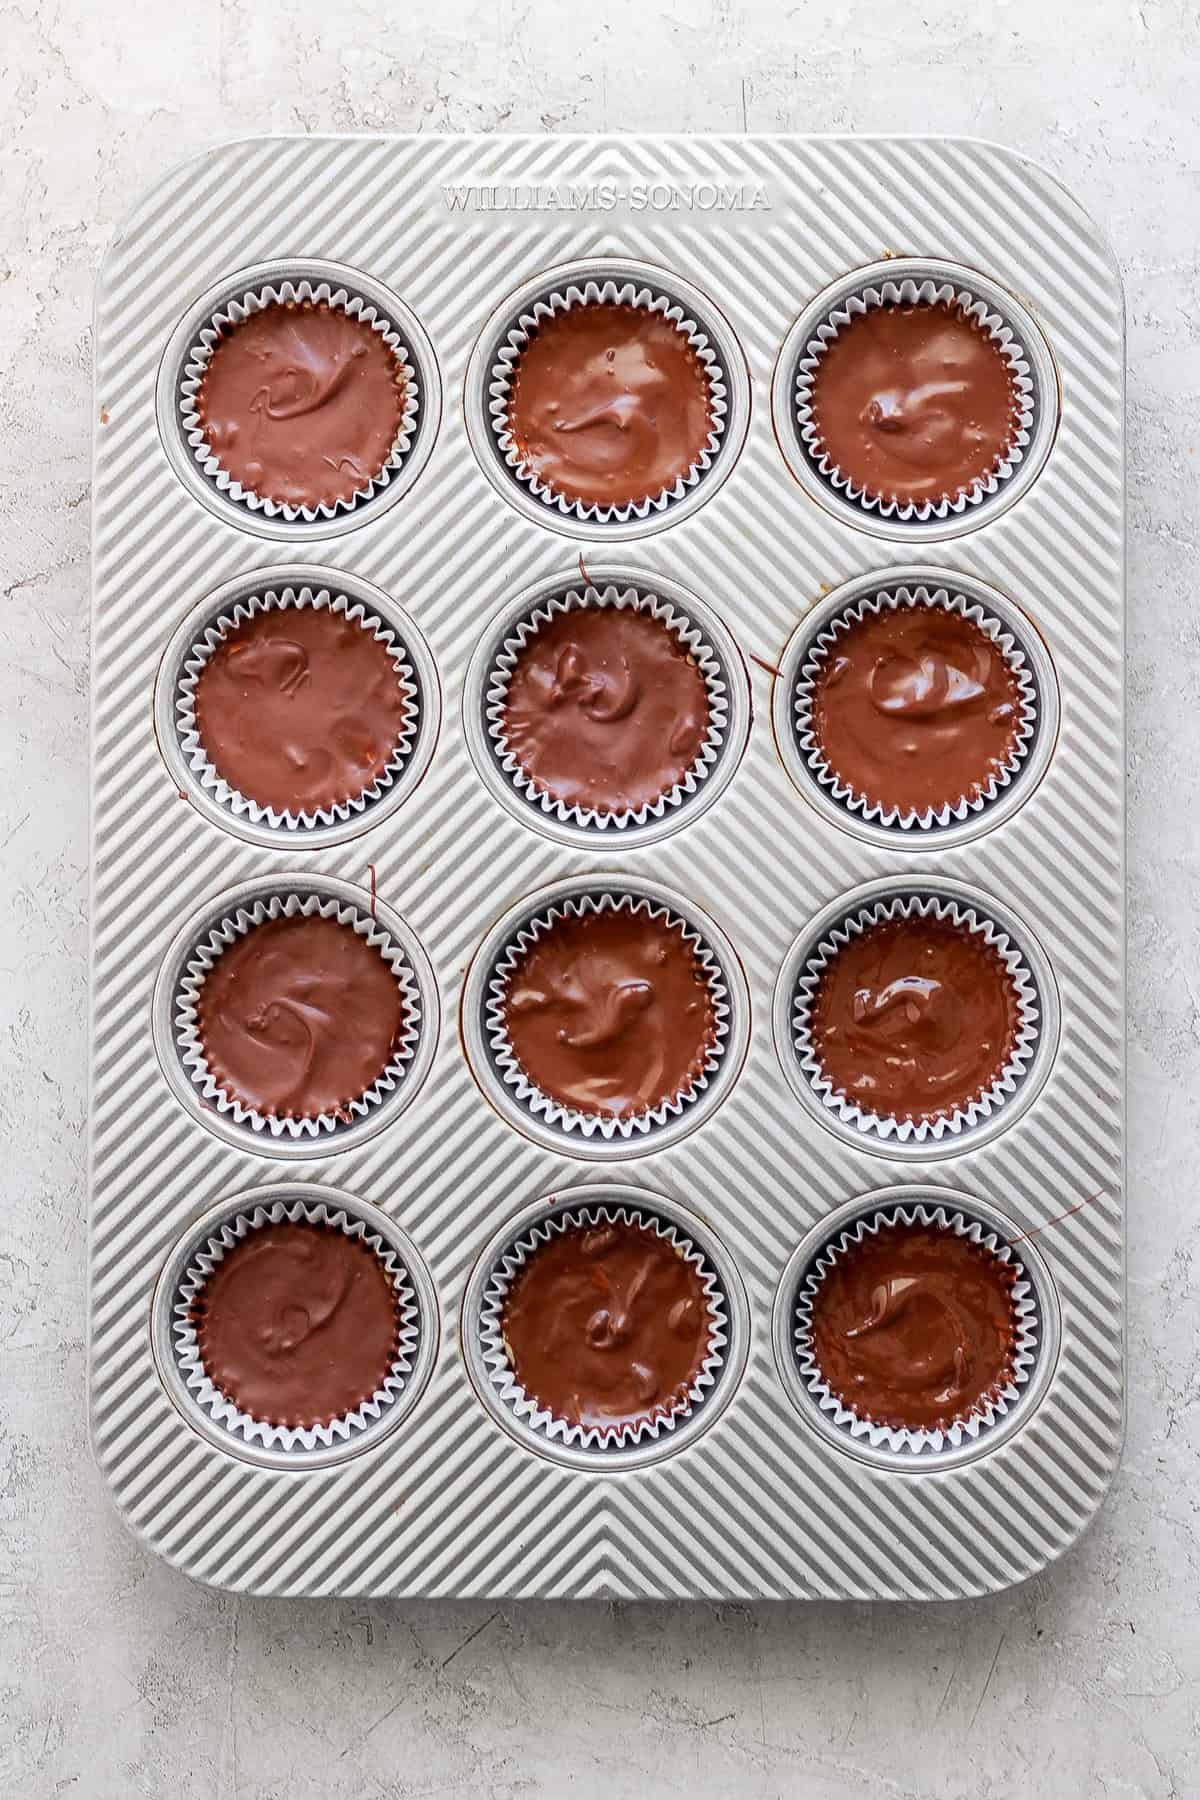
[90,134,1124,1600]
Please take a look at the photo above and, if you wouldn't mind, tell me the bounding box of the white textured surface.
[1,4,1195,1796]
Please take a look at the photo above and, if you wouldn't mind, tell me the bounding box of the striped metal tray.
[89,134,1124,1598]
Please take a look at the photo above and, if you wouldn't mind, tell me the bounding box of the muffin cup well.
[174,891,423,1140]
[175,582,420,832]
[485,891,732,1142]
[792,893,1040,1144]
[173,1197,420,1454]
[488,277,728,524]
[485,580,729,831]
[480,1202,728,1452]
[178,279,420,523]
[794,276,1036,524]
[793,582,1038,831]
[794,1201,1040,1458]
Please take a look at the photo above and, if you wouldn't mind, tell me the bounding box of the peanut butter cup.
[505,303,714,509]
[500,605,710,815]
[809,917,1019,1127]
[195,301,408,509]
[195,913,407,1122]
[807,301,1019,509]
[192,604,411,816]
[192,1220,403,1430]
[500,1217,713,1433]
[501,906,718,1119]
[808,1221,1019,1434]
[806,603,1025,817]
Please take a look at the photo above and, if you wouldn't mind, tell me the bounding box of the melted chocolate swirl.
[808,301,1019,508]
[196,301,407,510]
[810,917,1019,1126]
[501,1218,713,1431]
[193,604,410,815]
[809,1222,1019,1433]
[500,605,710,814]
[808,604,1024,816]
[506,303,714,508]
[193,1221,403,1429]
[502,907,718,1119]
[196,913,407,1121]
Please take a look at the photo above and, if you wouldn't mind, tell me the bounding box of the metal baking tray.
[89,133,1125,1599]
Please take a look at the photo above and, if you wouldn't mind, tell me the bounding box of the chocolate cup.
[479,1203,728,1452]
[179,278,419,524]
[485,892,732,1141]
[176,584,420,831]
[488,277,728,524]
[791,894,1041,1145]
[793,1202,1040,1457]
[172,1198,419,1453]
[792,273,1039,526]
[793,583,1039,831]
[485,581,729,831]
[174,893,423,1140]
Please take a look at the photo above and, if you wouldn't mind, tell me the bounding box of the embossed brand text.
[443,181,771,213]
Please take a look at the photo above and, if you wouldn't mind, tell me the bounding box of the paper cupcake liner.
[179,279,420,524]
[480,1203,729,1451]
[174,891,423,1140]
[175,584,421,832]
[794,277,1036,523]
[793,584,1039,831]
[792,894,1040,1144]
[794,1202,1040,1456]
[173,1198,420,1453]
[488,278,728,524]
[485,582,729,831]
[486,892,732,1141]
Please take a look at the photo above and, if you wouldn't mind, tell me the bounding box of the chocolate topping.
[502,907,718,1119]
[500,1218,713,1430]
[500,605,710,814]
[195,301,407,509]
[194,1221,403,1429]
[808,301,1019,507]
[193,605,410,814]
[809,1222,1019,1433]
[196,913,407,1121]
[506,302,713,507]
[810,917,1019,1125]
[808,605,1024,815]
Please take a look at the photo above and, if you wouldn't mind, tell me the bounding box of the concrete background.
[2,1,1196,1795]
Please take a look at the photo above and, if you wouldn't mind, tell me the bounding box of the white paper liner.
[485,582,729,831]
[173,1198,420,1453]
[794,277,1037,523]
[175,892,422,1140]
[794,1203,1039,1456]
[486,892,732,1141]
[179,280,420,524]
[174,584,420,832]
[488,278,728,524]
[793,584,1039,831]
[480,1203,729,1451]
[792,894,1040,1144]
